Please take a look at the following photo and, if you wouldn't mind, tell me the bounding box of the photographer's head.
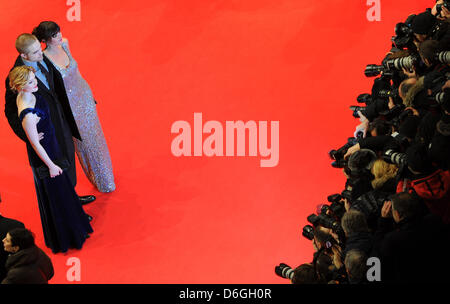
[292,263,319,284]
[398,115,420,142]
[390,192,422,223]
[344,250,368,284]
[411,11,436,42]
[341,210,369,237]
[347,149,377,175]
[419,39,439,67]
[368,118,391,137]
[313,226,333,250]
[406,143,433,174]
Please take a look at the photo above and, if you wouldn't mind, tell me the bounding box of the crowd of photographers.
[276,1,450,284]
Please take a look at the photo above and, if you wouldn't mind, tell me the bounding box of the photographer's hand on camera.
[402,66,417,78]
[343,143,360,160]
[381,200,393,218]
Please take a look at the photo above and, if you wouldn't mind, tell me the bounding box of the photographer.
[340,210,373,260]
[349,159,398,231]
[411,10,450,53]
[372,192,449,283]
[429,92,450,169]
[342,149,378,201]
[344,250,369,284]
[396,143,450,224]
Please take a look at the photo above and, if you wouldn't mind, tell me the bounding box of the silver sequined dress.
[47,41,115,192]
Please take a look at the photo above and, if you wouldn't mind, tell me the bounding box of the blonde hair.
[15,33,38,54]
[9,66,36,92]
[371,159,398,190]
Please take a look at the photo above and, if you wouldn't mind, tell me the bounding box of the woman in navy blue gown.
[9,65,92,253]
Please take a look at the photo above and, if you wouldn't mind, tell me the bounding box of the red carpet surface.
[0,0,430,283]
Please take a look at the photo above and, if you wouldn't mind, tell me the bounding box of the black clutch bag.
[35,158,70,179]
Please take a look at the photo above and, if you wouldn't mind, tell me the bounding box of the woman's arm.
[22,114,62,178]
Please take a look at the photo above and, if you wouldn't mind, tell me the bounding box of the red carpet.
[0,0,429,283]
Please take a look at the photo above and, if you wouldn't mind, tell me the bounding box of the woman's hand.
[49,164,63,178]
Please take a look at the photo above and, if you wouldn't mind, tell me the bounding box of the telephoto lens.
[357,93,372,105]
[383,149,407,166]
[302,225,314,240]
[275,263,294,280]
[437,51,450,64]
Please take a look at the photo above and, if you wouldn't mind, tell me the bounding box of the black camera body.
[328,135,362,168]
[436,1,450,17]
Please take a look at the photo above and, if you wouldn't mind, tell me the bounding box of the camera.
[391,21,415,50]
[275,263,294,280]
[378,103,406,121]
[357,93,373,105]
[302,225,315,240]
[436,0,450,16]
[365,55,418,78]
[349,105,366,118]
[328,135,362,168]
[383,149,407,166]
[307,213,341,233]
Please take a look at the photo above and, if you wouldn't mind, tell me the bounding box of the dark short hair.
[341,210,369,235]
[292,264,318,284]
[8,228,35,250]
[419,40,439,64]
[368,118,391,136]
[390,192,422,220]
[32,21,60,43]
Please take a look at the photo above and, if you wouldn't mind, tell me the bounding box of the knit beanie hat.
[411,11,436,35]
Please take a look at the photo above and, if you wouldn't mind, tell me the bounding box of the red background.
[0,0,430,283]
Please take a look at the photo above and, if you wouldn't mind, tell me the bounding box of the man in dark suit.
[0,194,25,282]
[4,33,95,205]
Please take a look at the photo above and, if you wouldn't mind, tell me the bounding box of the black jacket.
[0,215,25,281]
[372,213,450,283]
[1,246,54,284]
[342,231,373,260]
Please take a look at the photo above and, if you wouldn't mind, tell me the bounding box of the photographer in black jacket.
[372,192,450,283]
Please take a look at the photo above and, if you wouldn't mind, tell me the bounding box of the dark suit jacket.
[4,55,81,143]
[0,215,25,281]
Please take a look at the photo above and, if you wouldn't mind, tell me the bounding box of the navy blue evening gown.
[19,94,93,253]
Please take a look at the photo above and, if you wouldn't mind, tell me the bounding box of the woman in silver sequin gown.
[33,21,115,192]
